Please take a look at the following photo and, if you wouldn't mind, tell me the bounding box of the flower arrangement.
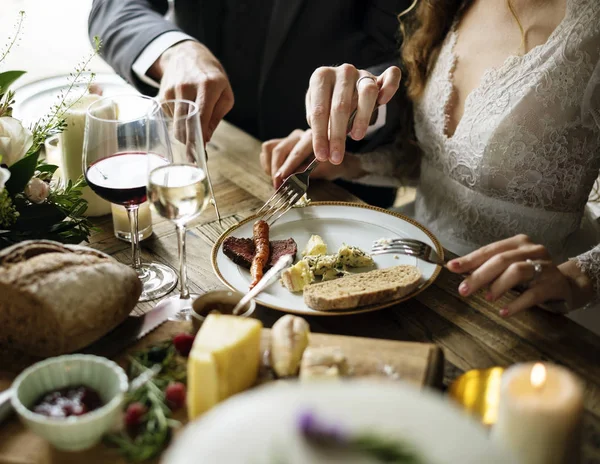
[0,12,100,249]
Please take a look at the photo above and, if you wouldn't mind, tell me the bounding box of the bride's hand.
[306,64,401,165]
[446,234,592,317]
[260,129,361,188]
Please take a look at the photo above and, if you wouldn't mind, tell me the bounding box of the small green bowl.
[11,354,128,451]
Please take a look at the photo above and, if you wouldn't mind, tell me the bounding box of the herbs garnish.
[105,340,188,462]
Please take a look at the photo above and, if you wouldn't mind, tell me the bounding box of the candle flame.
[530,363,547,389]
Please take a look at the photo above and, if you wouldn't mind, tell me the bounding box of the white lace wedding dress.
[352,0,600,330]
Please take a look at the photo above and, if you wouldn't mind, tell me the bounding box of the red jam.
[30,385,103,418]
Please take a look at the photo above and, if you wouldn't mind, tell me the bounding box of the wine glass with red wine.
[83,95,177,301]
[146,99,210,319]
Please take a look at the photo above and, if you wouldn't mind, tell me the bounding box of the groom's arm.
[88,0,183,95]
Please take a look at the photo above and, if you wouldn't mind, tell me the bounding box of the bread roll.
[0,240,141,356]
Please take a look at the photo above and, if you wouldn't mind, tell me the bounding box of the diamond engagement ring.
[525,259,543,286]
[356,75,377,90]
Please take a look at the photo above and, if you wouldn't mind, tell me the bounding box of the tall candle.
[111,202,153,242]
[492,363,583,464]
[59,94,112,217]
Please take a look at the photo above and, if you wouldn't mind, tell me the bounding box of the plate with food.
[211,202,443,316]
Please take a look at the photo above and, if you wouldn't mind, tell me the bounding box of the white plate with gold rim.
[163,382,513,464]
[211,202,443,316]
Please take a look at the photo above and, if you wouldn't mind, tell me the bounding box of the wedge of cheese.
[187,314,263,419]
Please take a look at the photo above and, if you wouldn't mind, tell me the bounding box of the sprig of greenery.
[105,341,187,462]
[0,11,25,66]
[28,36,102,155]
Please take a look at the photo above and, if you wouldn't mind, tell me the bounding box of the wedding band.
[525,259,543,286]
[356,75,377,90]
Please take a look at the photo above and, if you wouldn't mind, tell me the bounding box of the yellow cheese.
[337,244,374,268]
[187,314,263,419]
[281,259,314,292]
[302,234,328,257]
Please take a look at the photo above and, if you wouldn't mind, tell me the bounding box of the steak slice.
[222,237,297,270]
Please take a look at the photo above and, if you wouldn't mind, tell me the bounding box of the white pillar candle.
[111,202,153,241]
[59,94,112,217]
[492,363,584,464]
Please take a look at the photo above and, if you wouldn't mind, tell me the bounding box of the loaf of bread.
[303,265,422,310]
[0,240,141,356]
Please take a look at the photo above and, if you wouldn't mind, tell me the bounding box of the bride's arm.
[565,245,600,308]
[340,140,420,188]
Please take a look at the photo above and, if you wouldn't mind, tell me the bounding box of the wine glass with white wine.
[147,100,210,319]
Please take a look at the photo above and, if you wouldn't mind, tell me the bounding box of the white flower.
[24,177,50,204]
[0,166,9,192]
[0,116,33,166]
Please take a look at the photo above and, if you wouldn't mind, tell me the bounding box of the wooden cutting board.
[0,321,443,464]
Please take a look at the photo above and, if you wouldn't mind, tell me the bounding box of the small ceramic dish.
[11,354,128,451]
[191,289,256,333]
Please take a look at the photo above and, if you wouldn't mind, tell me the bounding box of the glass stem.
[176,223,190,300]
[126,205,142,270]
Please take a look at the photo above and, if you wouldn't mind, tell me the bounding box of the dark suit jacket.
[89,0,409,205]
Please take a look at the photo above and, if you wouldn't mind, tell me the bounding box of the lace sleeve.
[342,141,420,188]
[572,246,600,302]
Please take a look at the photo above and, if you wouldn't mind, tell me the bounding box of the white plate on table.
[12,73,135,126]
[211,202,444,316]
[163,382,512,464]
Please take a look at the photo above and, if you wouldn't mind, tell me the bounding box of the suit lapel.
[259,0,305,94]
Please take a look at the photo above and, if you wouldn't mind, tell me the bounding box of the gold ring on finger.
[525,259,543,287]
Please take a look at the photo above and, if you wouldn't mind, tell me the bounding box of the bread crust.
[0,240,141,356]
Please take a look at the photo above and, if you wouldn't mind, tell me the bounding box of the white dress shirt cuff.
[364,104,387,139]
[132,31,197,88]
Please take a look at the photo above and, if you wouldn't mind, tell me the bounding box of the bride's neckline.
[441,0,572,140]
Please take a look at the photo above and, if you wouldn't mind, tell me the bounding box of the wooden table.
[87,120,600,460]
[2,120,600,462]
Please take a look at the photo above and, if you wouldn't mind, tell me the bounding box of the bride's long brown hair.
[400,0,471,100]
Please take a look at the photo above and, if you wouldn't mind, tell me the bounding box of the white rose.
[0,116,33,166]
[0,166,9,192]
[24,178,50,204]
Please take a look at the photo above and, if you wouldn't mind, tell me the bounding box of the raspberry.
[165,382,186,410]
[125,402,147,428]
[173,333,195,357]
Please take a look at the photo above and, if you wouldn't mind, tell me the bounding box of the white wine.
[148,164,209,224]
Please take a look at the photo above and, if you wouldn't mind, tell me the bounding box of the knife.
[205,148,222,226]
[0,299,179,423]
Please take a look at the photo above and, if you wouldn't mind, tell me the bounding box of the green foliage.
[4,151,39,195]
[0,189,18,228]
[105,341,186,462]
[0,70,25,94]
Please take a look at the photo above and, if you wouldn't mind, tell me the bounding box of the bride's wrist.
[558,260,595,309]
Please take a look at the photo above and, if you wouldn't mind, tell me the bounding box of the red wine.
[86,152,166,206]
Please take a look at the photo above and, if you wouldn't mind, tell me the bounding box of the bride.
[261,0,600,331]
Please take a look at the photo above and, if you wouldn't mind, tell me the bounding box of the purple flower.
[297,410,348,447]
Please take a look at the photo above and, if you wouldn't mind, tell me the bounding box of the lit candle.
[111,202,153,242]
[59,94,112,217]
[492,362,584,464]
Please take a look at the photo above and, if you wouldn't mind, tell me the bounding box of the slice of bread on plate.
[303,265,422,310]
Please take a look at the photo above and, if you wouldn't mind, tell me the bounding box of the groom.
[89,0,410,207]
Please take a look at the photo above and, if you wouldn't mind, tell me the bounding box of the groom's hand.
[149,41,234,143]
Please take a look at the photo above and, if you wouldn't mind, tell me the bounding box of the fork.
[256,106,377,225]
[255,157,319,225]
[371,238,445,266]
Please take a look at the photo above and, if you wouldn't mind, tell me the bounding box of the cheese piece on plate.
[336,244,374,268]
[300,347,348,381]
[187,314,263,419]
[302,234,327,257]
[281,259,314,292]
